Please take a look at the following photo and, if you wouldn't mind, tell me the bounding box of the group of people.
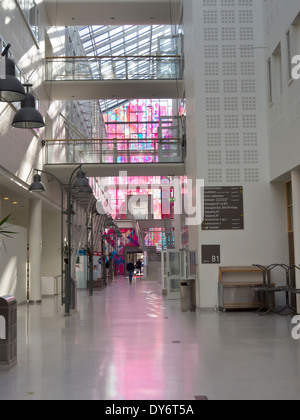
[104,257,143,284]
[126,259,142,284]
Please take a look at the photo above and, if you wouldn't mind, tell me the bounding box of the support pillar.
[174,213,182,250]
[29,199,42,303]
[291,169,300,312]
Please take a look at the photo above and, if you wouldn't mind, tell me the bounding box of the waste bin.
[181,280,196,312]
[0,296,17,371]
[71,279,77,311]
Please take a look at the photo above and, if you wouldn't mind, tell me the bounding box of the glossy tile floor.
[1,276,300,400]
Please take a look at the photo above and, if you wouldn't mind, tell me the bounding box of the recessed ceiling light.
[13,202,18,205]
[3,197,9,200]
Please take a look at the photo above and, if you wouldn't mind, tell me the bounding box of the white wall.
[0,2,71,303]
[264,0,300,181]
[0,1,67,194]
[0,224,27,304]
[42,209,61,278]
[183,0,289,308]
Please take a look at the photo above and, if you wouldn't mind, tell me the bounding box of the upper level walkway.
[44,160,185,180]
[44,55,185,101]
[44,114,186,178]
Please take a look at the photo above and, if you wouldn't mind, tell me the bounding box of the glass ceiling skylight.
[79,25,172,57]
[78,25,174,112]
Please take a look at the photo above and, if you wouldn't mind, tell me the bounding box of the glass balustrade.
[45,138,184,165]
[45,55,184,82]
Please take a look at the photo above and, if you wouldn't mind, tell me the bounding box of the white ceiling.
[45,79,185,101]
[44,163,185,184]
[0,181,29,210]
[44,0,182,27]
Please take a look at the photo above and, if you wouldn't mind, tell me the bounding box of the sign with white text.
[202,187,244,231]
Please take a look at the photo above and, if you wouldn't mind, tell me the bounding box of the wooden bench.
[218,266,273,312]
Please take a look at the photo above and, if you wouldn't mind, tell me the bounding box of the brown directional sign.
[202,187,244,231]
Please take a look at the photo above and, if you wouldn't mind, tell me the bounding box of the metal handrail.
[45,54,184,81]
[46,55,182,60]
[53,274,63,297]
[45,137,184,165]
[45,138,181,143]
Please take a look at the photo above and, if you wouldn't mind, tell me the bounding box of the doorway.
[126,251,144,277]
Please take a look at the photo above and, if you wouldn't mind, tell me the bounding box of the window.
[272,43,283,96]
[286,182,295,273]
[292,13,300,80]
[267,58,273,104]
[287,30,293,81]
[17,0,39,43]
[287,181,293,233]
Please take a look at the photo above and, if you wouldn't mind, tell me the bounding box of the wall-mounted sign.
[202,187,244,231]
[202,245,221,264]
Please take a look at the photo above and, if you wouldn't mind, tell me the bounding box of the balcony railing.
[45,55,184,82]
[45,138,184,165]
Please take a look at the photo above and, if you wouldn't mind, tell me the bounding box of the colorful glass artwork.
[99,99,176,253]
[104,228,141,275]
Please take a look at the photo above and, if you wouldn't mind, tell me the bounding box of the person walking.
[135,259,142,276]
[126,260,135,284]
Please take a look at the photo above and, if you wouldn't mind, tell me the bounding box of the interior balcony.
[44,114,186,179]
[44,55,185,101]
[44,139,185,179]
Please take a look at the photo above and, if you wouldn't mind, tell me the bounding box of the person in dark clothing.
[126,260,135,283]
[135,259,142,275]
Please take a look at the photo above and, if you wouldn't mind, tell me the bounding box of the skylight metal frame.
[78,24,175,113]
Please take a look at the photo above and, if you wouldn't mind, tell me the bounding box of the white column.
[174,213,182,250]
[291,169,300,312]
[29,199,42,303]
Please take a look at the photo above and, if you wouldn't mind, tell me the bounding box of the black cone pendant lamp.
[12,84,45,129]
[73,170,93,193]
[29,174,45,192]
[0,44,26,103]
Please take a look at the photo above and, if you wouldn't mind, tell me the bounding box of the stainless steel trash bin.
[181,280,196,312]
[71,279,77,311]
[0,296,17,371]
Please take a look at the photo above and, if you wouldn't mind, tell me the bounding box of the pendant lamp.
[29,174,45,192]
[73,170,93,193]
[12,84,45,129]
[0,44,26,103]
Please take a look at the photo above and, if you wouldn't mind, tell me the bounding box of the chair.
[253,264,269,313]
[253,264,277,315]
[284,265,300,315]
[253,264,289,316]
[276,264,295,316]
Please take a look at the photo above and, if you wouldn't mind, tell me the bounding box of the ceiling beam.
[45,163,185,183]
[44,79,185,101]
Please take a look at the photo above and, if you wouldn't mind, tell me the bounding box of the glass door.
[188,250,198,278]
[162,250,184,300]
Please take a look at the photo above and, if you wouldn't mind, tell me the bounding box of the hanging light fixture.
[0,44,26,103]
[12,84,45,129]
[63,203,76,216]
[28,174,45,192]
[106,216,115,227]
[73,170,93,193]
